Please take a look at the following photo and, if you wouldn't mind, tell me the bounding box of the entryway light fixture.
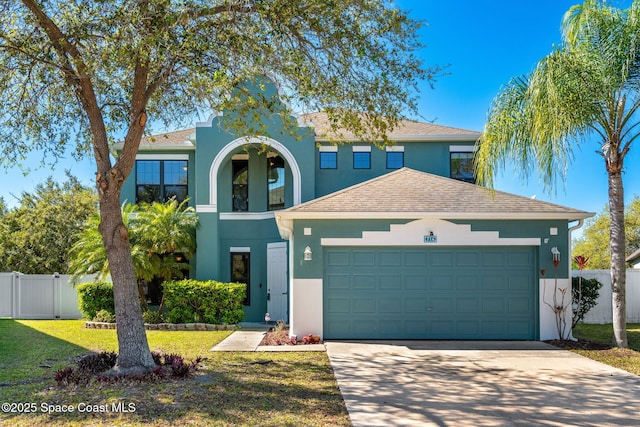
[304,246,312,261]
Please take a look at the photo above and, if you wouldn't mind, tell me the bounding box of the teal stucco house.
[118,83,592,341]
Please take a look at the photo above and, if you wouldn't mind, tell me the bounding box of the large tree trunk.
[98,187,156,374]
[608,168,628,348]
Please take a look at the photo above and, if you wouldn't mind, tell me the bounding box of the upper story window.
[232,159,249,211]
[318,145,338,169]
[267,154,285,211]
[136,160,188,204]
[386,147,404,169]
[319,150,337,169]
[450,151,475,183]
[353,146,371,169]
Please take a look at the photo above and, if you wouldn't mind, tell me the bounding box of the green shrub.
[572,276,604,328]
[163,279,246,324]
[93,309,116,323]
[143,309,165,324]
[76,281,115,319]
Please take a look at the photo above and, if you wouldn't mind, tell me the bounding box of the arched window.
[267,154,285,210]
[232,159,249,211]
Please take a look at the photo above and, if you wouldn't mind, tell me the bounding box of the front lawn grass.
[566,323,640,376]
[0,319,350,426]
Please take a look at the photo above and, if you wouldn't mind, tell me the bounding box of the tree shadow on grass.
[0,319,91,386]
[2,345,350,426]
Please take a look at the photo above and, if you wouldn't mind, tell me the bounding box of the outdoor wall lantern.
[304,246,313,261]
[551,247,560,268]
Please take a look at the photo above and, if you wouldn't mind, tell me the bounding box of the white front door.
[267,242,288,323]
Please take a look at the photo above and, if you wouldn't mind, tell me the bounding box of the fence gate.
[0,272,92,319]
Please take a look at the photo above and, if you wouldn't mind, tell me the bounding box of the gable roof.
[118,112,480,151]
[112,128,196,151]
[276,168,593,221]
[300,112,480,142]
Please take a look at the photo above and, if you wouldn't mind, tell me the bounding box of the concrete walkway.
[210,323,325,352]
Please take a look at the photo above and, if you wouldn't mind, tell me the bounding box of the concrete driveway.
[325,341,640,426]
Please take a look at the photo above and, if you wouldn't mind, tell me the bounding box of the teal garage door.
[323,247,537,340]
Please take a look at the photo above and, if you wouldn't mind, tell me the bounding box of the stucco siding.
[289,278,323,339]
[314,141,475,197]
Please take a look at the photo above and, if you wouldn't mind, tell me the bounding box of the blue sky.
[401,0,639,218]
[1,0,638,220]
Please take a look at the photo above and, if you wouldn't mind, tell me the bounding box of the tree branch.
[19,0,111,172]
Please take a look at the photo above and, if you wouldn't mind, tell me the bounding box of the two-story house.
[118,81,592,341]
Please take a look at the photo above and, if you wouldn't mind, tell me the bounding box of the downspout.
[568,219,585,276]
[274,213,295,335]
[567,219,585,340]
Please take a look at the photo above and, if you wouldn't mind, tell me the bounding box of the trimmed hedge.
[163,279,246,325]
[76,281,115,320]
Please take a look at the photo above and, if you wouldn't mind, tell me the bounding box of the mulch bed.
[260,326,322,346]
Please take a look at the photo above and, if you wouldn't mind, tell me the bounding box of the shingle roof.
[139,128,195,146]
[127,112,479,149]
[279,168,592,220]
[626,248,640,264]
[299,112,480,141]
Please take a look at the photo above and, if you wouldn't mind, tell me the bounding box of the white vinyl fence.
[573,269,640,324]
[0,272,96,319]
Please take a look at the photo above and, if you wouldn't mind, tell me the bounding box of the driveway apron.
[325,341,640,427]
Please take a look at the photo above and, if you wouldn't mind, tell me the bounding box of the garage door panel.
[430,275,454,290]
[482,321,509,338]
[483,274,507,290]
[405,321,427,336]
[508,251,530,266]
[508,297,531,313]
[456,275,478,290]
[353,274,376,289]
[380,320,403,336]
[457,298,479,313]
[324,246,537,340]
[405,275,427,290]
[431,320,455,337]
[352,298,376,313]
[327,251,350,266]
[352,250,376,266]
[483,297,505,313]
[379,251,402,266]
[430,296,454,313]
[431,251,454,267]
[405,298,427,313]
[326,273,349,289]
[456,251,479,267]
[508,276,531,290]
[326,298,350,314]
[379,298,403,313]
[352,320,375,336]
[404,251,428,266]
[379,275,401,290]
[456,320,480,337]
[482,251,506,266]
[509,321,533,337]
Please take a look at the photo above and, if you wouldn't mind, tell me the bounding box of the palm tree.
[69,203,156,282]
[134,199,198,282]
[70,200,198,297]
[475,0,640,348]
